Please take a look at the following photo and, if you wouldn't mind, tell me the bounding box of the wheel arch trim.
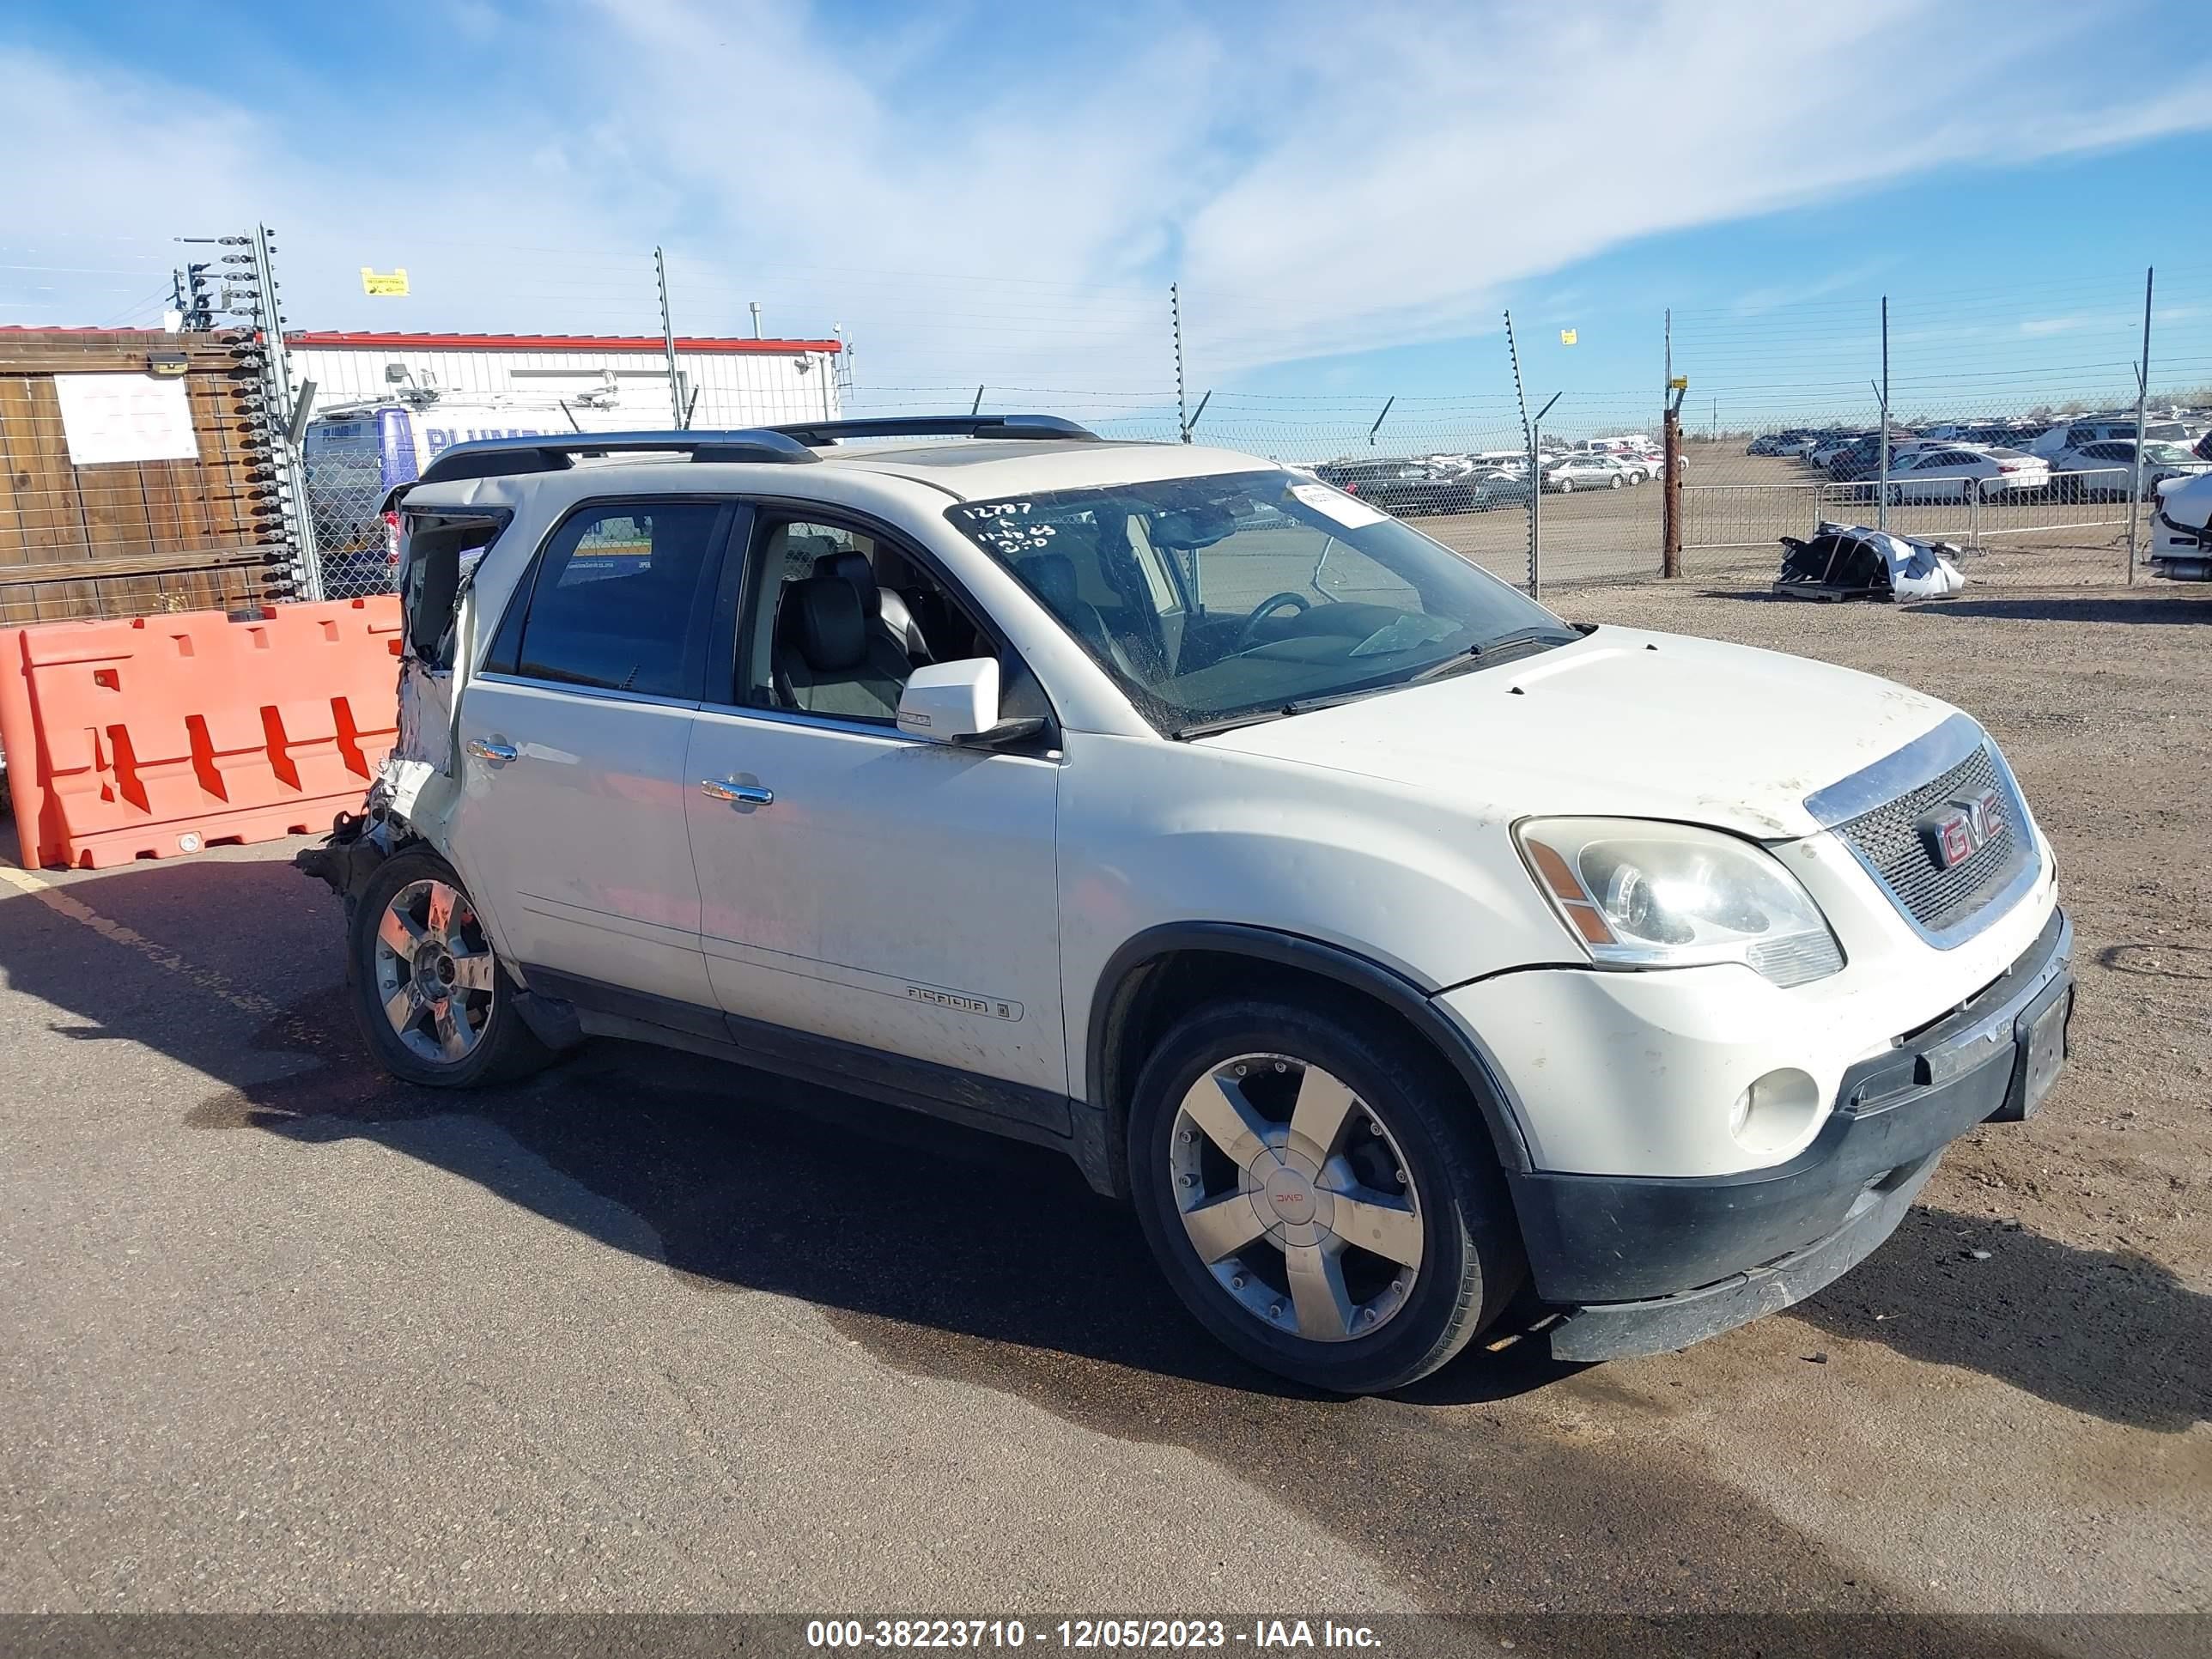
[1086,921,1534,1175]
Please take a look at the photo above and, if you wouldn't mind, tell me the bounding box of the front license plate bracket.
[1992,980,2071,1122]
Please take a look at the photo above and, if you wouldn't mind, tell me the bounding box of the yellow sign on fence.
[1559,328,1578,346]
[360,268,410,297]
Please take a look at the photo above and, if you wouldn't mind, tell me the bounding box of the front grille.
[1833,744,2031,940]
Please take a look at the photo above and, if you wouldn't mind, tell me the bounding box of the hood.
[1199,628,1956,841]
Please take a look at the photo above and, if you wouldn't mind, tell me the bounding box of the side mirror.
[897,657,1047,747]
[896,656,997,741]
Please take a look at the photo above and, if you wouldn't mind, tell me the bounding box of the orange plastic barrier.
[0,597,403,870]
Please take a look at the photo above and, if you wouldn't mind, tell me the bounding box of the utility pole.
[654,246,684,428]
[1171,283,1188,441]
[1876,296,1891,532]
[2126,266,2154,585]
[1662,309,1682,579]
[169,262,215,331]
[1504,309,1546,600]
[248,223,321,602]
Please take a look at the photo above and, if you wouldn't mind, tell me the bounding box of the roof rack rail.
[769,414,1100,447]
[414,428,819,487]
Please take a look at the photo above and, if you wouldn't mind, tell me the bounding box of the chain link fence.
[1662,270,2212,585]
[191,237,2210,605]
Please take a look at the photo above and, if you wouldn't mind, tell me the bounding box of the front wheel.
[346,848,553,1087]
[1127,997,1525,1394]
[1554,479,1572,494]
[1608,475,1624,489]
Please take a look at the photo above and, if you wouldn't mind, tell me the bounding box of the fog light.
[1729,1067,1821,1155]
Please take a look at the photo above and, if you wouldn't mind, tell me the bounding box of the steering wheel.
[1237,591,1312,649]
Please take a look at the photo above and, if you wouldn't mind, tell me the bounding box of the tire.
[346,848,553,1088]
[1607,475,1624,489]
[1555,479,1572,495]
[1127,995,1526,1394]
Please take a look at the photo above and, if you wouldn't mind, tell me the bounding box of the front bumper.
[1511,906,2072,1361]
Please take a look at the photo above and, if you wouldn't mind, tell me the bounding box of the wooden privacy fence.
[0,328,298,627]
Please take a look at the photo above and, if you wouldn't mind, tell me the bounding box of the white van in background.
[303,400,567,592]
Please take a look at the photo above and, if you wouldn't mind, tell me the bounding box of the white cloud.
[3,1,2209,397]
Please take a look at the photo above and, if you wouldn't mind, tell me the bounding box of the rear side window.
[401,509,508,666]
[499,501,729,700]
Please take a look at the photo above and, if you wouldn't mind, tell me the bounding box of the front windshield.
[945,468,1574,734]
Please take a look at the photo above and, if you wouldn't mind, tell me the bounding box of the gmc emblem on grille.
[1918,787,2005,870]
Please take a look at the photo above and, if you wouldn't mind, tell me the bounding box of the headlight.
[1516,817,1844,988]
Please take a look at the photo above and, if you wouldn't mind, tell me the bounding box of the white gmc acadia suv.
[300,414,2074,1394]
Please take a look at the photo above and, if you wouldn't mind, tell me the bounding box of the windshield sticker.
[953,501,1062,556]
[1289,483,1389,530]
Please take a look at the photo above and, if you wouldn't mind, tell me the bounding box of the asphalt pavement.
[0,814,2203,1646]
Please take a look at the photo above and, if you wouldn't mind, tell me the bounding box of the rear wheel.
[1608,475,1624,489]
[1128,997,1524,1394]
[1555,479,1572,495]
[347,848,552,1087]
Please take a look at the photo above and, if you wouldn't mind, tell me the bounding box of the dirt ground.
[1419,447,2147,588]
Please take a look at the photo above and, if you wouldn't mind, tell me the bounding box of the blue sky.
[8,0,2212,441]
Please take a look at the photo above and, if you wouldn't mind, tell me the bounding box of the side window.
[737,516,1052,732]
[505,501,726,699]
[740,520,895,714]
[400,510,507,665]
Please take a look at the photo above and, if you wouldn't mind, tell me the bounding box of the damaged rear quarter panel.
[379,477,544,869]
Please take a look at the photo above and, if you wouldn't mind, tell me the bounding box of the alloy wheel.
[1168,1054,1424,1343]
[370,878,497,1065]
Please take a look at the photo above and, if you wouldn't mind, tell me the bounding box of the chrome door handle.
[465,738,520,763]
[701,778,774,806]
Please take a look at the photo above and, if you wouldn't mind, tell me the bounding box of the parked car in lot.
[2048,439,2208,501]
[1543,454,1637,491]
[1808,432,1869,468]
[1312,458,1488,517]
[1748,430,1821,457]
[1827,431,1923,482]
[1919,422,2033,447]
[1466,467,1532,507]
[2028,416,2192,460]
[303,413,2073,1394]
[1882,446,2051,503]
